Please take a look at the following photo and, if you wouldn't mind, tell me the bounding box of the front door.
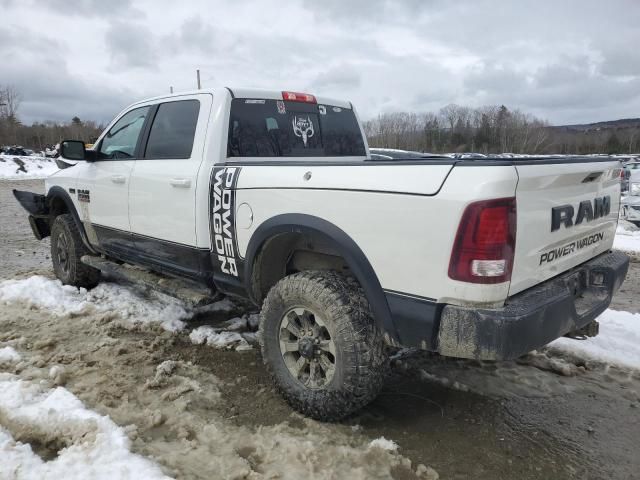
[75,105,151,255]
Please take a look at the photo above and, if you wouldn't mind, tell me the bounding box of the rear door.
[509,159,622,295]
[128,94,212,278]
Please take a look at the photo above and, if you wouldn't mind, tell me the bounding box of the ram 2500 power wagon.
[14,88,629,420]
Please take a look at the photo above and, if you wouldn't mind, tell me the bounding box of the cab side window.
[98,106,150,159]
[144,100,200,159]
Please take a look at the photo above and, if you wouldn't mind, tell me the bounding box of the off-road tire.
[259,270,388,421]
[50,214,100,288]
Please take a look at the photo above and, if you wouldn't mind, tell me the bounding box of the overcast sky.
[1,0,639,126]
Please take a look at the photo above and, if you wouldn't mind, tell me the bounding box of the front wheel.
[259,271,388,421]
[50,214,100,289]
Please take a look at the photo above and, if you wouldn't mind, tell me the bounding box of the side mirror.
[60,140,97,162]
[60,140,86,160]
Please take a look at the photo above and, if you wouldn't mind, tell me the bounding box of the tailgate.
[509,159,622,296]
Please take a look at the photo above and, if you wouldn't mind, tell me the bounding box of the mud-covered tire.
[259,270,388,421]
[50,214,100,289]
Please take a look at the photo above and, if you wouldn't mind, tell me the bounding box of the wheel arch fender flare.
[243,214,398,342]
[46,186,97,254]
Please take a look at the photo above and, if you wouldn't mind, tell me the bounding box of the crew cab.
[14,88,629,420]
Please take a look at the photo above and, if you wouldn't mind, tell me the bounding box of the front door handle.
[110,175,126,184]
[170,178,192,188]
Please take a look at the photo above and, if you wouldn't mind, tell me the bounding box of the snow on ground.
[0,275,248,337]
[0,374,170,480]
[189,326,253,351]
[614,221,640,254]
[369,437,399,451]
[549,309,640,370]
[0,155,58,180]
[0,275,191,332]
[0,346,21,364]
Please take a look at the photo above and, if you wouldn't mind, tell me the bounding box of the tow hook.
[565,320,600,340]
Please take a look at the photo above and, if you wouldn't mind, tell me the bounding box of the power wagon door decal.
[210,166,243,281]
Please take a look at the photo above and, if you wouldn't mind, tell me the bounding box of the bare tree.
[0,85,22,119]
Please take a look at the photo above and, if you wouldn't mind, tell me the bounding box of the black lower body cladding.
[437,250,629,360]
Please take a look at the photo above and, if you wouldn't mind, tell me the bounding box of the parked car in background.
[368,148,448,159]
[622,161,640,193]
[1,146,29,156]
[621,168,640,226]
[45,145,59,158]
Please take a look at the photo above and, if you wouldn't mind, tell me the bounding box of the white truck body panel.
[231,164,454,196]
[234,164,519,305]
[67,160,133,232]
[510,161,620,295]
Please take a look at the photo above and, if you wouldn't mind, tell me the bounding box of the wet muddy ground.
[1,180,639,479]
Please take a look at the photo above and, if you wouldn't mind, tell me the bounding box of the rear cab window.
[227,98,366,158]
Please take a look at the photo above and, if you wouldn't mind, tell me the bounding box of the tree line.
[363,104,640,155]
[0,85,103,151]
[1,84,638,155]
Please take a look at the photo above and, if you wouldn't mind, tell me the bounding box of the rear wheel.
[50,214,100,289]
[259,270,388,421]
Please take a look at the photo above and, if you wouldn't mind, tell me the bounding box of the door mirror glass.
[60,140,86,160]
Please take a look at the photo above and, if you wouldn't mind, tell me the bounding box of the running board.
[81,255,220,308]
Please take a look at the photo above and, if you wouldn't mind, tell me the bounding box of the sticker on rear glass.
[277,100,286,114]
[245,99,265,104]
[292,116,314,147]
[318,105,326,115]
[332,106,342,113]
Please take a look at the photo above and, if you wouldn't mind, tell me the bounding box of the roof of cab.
[128,87,352,110]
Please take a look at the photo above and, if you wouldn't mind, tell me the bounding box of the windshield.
[227,98,366,158]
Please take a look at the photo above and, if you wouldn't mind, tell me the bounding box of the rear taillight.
[448,197,517,284]
[282,91,317,103]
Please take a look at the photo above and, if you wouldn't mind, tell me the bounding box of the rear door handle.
[170,178,192,188]
[110,175,126,184]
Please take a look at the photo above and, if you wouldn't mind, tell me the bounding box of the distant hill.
[551,118,640,133]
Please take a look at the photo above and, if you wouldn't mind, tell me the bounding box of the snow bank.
[0,374,170,479]
[0,276,190,332]
[0,155,58,180]
[549,309,640,370]
[614,222,640,254]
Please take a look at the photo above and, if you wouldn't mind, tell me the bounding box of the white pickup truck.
[14,88,629,420]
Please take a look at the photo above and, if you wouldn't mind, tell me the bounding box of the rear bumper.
[436,250,629,360]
